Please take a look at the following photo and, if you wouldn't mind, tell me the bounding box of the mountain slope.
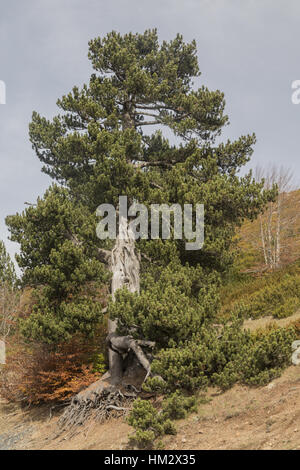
[1,362,299,450]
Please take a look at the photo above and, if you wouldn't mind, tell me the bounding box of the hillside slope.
[1,189,300,451]
[1,363,299,450]
[237,189,300,272]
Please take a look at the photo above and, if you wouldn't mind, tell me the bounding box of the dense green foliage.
[128,392,197,449]
[144,321,296,392]
[109,262,219,348]
[6,186,109,343]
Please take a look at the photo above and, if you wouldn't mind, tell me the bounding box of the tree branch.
[137,120,161,126]
[150,181,164,190]
[135,104,174,111]
[135,160,176,169]
[96,248,112,265]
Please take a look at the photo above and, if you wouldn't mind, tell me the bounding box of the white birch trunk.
[266,202,274,269]
[259,214,268,266]
[275,193,281,268]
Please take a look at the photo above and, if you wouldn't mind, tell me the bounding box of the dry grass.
[1,363,300,450]
[237,189,300,272]
[163,365,300,450]
[243,310,300,332]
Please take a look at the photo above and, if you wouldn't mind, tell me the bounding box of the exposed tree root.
[58,375,138,430]
[57,328,163,432]
[107,334,155,381]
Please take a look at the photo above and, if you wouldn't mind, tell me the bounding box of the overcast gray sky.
[1,0,300,266]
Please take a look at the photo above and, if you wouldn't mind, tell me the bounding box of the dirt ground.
[0,363,299,450]
[164,365,300,450]
[243,311,300,332]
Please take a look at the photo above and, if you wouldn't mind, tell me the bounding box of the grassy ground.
[220,260,300,321]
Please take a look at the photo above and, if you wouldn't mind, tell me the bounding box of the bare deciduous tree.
[0,282,18,341]
[255,164,295,269]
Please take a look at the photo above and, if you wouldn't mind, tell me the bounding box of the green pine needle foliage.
[128,392,196,449]
[0,240,16,286]
[6,186,109,344]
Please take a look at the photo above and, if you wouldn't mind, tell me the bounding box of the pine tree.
[6,186,109,344]
[0,240,16,286]
[6,31,275,409]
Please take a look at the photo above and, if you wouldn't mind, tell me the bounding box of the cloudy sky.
[1,0,300,265]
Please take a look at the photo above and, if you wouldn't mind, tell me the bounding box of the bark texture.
[108,215,140,384]
[59,216,155,429]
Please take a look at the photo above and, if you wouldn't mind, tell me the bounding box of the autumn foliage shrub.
[0,329,107,404]
[0,283,108,404]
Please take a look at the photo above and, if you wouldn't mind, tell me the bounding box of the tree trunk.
[58,216,156,429]
[259,214,268,266]
[275,193,281,268]
[58,106,156,428]
[108,214,140,384]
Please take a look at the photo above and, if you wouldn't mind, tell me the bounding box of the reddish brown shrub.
[0,327,107,404]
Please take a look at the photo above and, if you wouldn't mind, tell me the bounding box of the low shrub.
[128,392,196,449]
[146,322,296,393]
[0,329,107,404]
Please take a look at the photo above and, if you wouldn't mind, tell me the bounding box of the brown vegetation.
[0,331,107,404]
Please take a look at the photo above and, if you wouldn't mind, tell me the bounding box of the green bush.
[109,262,220,349]
[128,392,197,449]
[91,353,107,375]
[162,391,197,419]
[148,322,296,392]
[128,429,156,449]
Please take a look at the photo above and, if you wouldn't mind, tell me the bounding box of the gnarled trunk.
[108,214,140,384]
[59,216,155,429]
